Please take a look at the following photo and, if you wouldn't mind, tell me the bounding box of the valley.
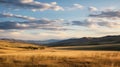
[0,40,120,67]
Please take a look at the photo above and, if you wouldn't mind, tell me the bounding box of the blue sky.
[0,0,120,40]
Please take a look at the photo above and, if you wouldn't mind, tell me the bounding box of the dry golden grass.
[0,49,120,67]
[0,40,120,67]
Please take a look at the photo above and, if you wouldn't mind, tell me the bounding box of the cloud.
[0,13,37,20]
[72,21,90,26]
[71,17,120,36]
[88,6,98,12]
[0,17,71,31]
[72,18,120,28]
[0,0,64,11]
[71,10,120,29]
[89,10,120,18]
[87,10,120,28]
[0,30,75,40]
[66,4,84,10]
[73,4,83,9]
[0,13,71,31]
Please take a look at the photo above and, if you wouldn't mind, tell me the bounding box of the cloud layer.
[0,0,64,11]
[0,10,120,31]
[72,10,120,28]
[0,12,72,31]
[0,18,68,30]
[89,10,120,18]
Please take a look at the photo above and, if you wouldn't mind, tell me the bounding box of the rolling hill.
[0,40,45,53]
[48,35,120,46]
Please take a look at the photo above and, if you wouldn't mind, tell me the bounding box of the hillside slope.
[0,40,45,53]
[49,35,120,46]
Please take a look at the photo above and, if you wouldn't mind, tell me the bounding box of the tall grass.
[0,51,120,67]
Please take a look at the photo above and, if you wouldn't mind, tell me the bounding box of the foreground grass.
[0,49,120,67]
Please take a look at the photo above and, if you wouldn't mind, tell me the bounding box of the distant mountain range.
[0,35,120,46]
[0,35,120,51]
[0,38,61,45]
[25,39,61,44]
[48,35,120,46]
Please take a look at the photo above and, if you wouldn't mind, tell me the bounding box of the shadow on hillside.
[55,44,120,51]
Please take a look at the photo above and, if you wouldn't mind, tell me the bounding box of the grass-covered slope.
[0,40,45,53]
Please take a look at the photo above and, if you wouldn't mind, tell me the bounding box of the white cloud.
[0,13,37,21]
[88,6,98,12]
[73,4,83,9]
[51,2,57,5]
[19,0,33,3]
[66,4,84,10]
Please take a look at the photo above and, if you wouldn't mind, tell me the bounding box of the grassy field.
[0,40,120,67]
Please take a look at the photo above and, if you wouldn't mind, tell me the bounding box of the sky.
[0,0,120,40]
